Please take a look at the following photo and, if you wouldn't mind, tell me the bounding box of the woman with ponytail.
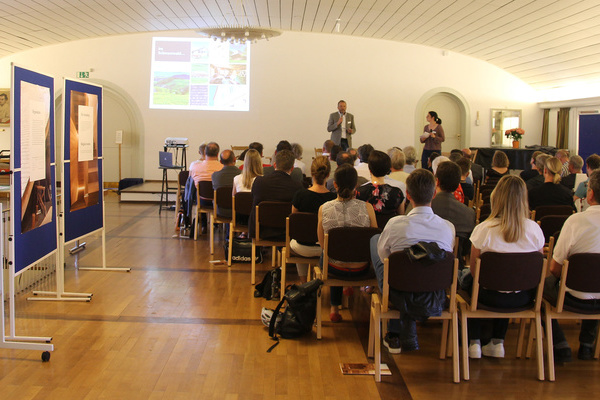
[528,156,576,211]
[317,164,377,322]
[420,111,446,169]
[290,156,336,282]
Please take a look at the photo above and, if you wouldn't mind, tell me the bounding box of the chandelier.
[198,26,281,44]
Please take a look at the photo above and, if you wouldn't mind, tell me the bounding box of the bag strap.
[267,297,286,352]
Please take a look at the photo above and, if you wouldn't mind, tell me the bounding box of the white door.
[422,93,463,154]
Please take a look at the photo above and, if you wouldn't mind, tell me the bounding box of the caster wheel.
[41,351,51,362]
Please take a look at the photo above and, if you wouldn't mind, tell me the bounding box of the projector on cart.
[164,137,189,146]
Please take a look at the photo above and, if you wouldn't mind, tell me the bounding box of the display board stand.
[0,204,53,361]
[29,209,92,301]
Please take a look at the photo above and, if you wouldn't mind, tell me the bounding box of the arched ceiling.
[1,0,599,93]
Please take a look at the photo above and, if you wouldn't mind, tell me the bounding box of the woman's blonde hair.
[488,175,529,243]
[545,156,563,184]
[242,149,263,188]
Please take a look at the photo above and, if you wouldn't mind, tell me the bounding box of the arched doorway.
[415,88,469,156]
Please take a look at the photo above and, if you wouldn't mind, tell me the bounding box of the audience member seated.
[357,150,405,228]
[322,139,335,158]
[212,149,241,218]
[555,149,570,177]
[528,156,575,212]
[520,151,543,182]
[318,164,378,322]
[431,161,475,258]
[456,157,474,203]
[403,146,418,173]
[370,168,455,353]
[290,156,336,283]
[486,151,509,183]
[426,152,440,173]
[263,140,304,183]
[526,153,550,191]
[544,170,600,362]
[189,142,222,232]
[355,144,374,180]
[326,151,366,193]
[233,149,263,195]
[561,154,583,190]
[462,148,484,185]
[348,147,359,166]
[387,147,409,183]
[433,156,464,204]
[249,149,303,240]
[329,145,342,174]
[460,175,544,359]
[291,143,307,176]
[574,154,600,208]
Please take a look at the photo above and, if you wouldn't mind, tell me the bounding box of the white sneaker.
[468,343,481,359]
[482,341,505,358]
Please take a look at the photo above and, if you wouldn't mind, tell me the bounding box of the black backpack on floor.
[254,268,281,300]
[267,279,323,351]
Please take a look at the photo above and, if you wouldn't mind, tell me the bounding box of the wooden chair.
[531,205,574,221]
[543,253,600,381]
[175,170,189,225]
[458,252,547,381]
[251,201,292,285]
[314,227,381,339]
[537,215,569,245]
[211,187,233,256]
[228,192,253,266]
[280,213,320,300]
[314,147,323,158]
[194,181,214,241]
[475,203,491,224]
[367,251,459,383]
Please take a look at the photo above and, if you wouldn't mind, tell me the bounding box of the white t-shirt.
[233,174,255,193]
[470,218,544,254]
[552,205,600,299]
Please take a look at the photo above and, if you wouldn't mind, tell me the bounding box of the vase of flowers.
[505,128,524,148]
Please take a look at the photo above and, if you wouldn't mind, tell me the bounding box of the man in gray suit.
[327,100,356,150]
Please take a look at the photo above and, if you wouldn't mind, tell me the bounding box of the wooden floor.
[2,192,600,399]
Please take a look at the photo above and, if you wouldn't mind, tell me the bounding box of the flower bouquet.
[505,128,524,141]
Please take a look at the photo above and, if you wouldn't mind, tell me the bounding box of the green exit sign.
[77,71,89,78]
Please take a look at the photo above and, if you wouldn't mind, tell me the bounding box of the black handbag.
[224,237,263,263]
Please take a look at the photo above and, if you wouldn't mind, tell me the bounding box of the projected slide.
[150,37,250,111]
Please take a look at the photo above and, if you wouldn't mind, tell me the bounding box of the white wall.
[0,30,542,181]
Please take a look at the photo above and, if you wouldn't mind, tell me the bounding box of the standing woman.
[420,111,445,169]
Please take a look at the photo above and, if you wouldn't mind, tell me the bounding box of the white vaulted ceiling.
[0,0,599,93]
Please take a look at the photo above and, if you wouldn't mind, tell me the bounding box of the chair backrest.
[478,203,491,221]
[533,205,573,221]
[538,215,569,243]
[564,253,600,293]
[478,252,544,292]
[257,201,292,229]
[288,212,318,244]
[197,181,214,200]
[214,187,233,218]
[314,147,323,158]
[387,251,455,292]
[178,170,190,186]
[234,192,253,215]
[326,227,381,263]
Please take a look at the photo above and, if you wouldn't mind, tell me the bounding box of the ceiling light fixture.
[198,26,281,43]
